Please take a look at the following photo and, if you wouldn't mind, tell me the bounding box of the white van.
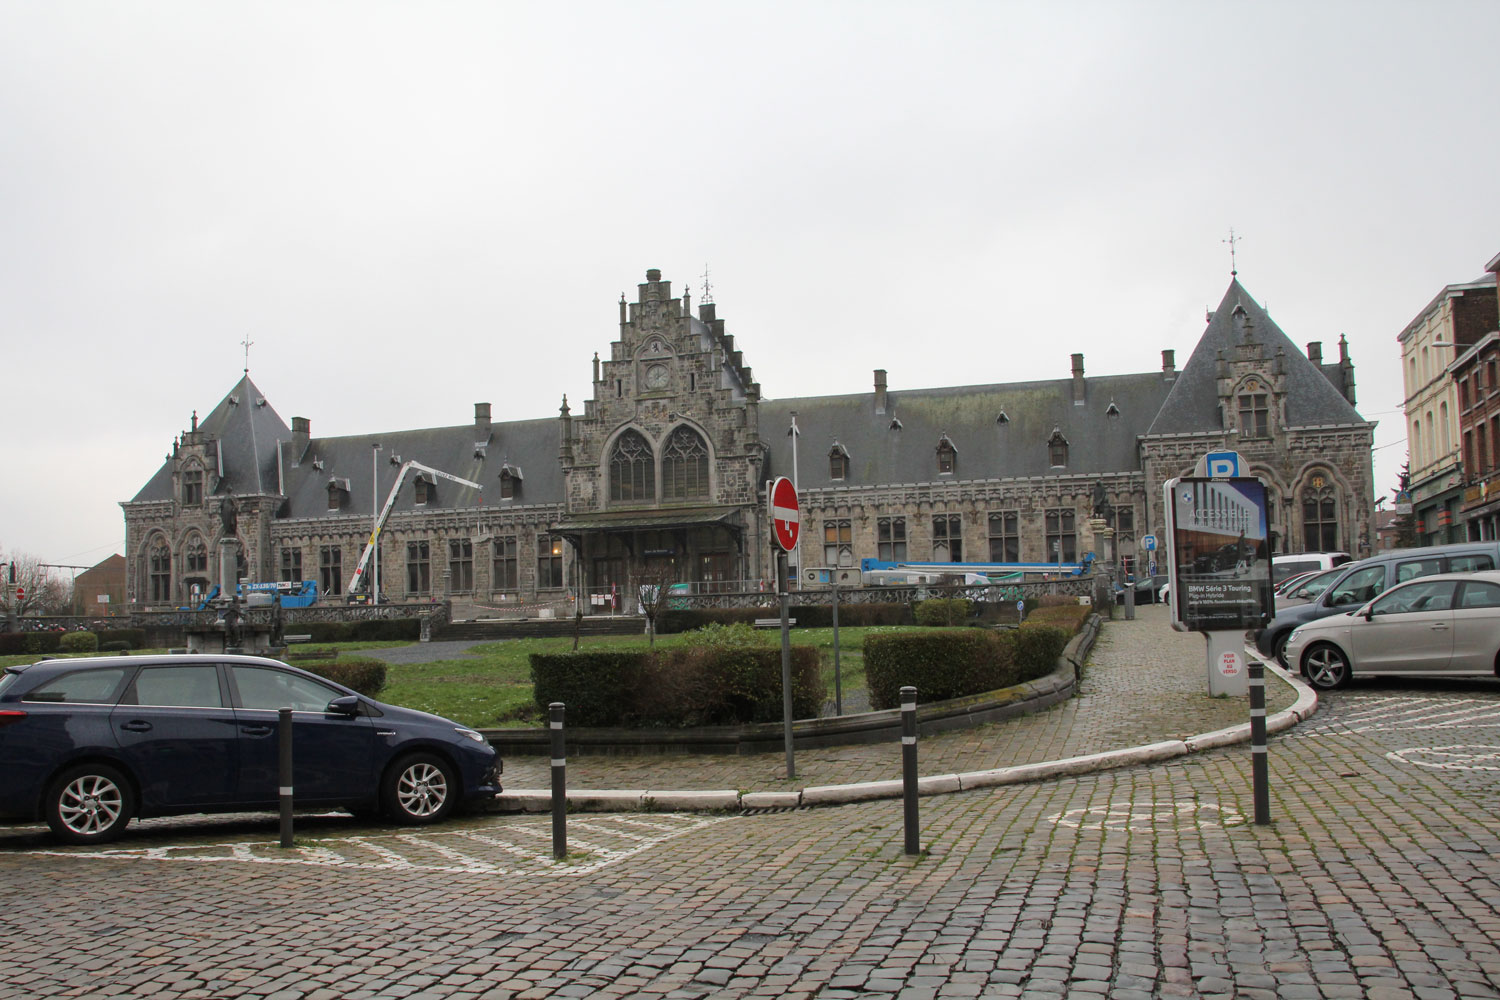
[1271,552,1352,586]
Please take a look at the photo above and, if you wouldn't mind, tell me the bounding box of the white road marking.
[1290,695,1500,738]
[20,813,735,876]
[1046,798,1246,832]
[1386,745,1500,771]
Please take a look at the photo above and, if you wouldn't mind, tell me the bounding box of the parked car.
[1254,541,1500,667]
[1271,551,1352,586]
[1275,566,1344,610]
[1273,569,1320,597]
[1283,571,1500,690]
[0,653,502,844]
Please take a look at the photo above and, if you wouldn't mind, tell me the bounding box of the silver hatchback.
[1283,570,1500,691]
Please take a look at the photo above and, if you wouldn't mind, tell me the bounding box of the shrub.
[1013,624,1071,681]
[864,628,1017,710]
[913,598,971,626]
[531,650,651,727]
[59,632,99,653]
[315,656,388,697]
[1035,593,1079,608]
[1023,604,1090,633]
[96,629,145,650]
[99,641,131,653]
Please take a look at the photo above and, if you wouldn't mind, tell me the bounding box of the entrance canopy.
[550,504,745,540]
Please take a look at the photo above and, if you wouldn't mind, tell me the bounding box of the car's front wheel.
[1270,630,1293,670]
[382,752,457,825]
[45,763,135,844]
[1303,643,1352,691]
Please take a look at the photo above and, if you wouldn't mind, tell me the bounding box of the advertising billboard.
[1164,476,1274,632]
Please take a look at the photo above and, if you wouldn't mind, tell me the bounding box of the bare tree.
[0,548,69,620]
[635,564,680,648]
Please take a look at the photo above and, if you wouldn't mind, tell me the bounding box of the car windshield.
[1293,570,1340,600]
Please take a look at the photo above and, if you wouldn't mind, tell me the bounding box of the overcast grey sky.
[4,1,1497,568]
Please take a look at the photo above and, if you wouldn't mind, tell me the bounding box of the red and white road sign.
[770,476,800,552]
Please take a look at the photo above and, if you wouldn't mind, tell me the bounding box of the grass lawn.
[0,628,917,730]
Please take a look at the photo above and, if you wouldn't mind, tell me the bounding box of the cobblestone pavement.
[4,608,1500,999]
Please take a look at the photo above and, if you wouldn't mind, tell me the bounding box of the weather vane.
[241,336,254,375]
[700,263,714,304]
[1223,227,1242,277]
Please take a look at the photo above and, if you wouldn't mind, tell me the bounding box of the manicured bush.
[294,619,421,644]
[1035,593,1080,608]
[99,641,131,653]
[1022,603,1090,633]
[531,650,651,727]
[316,656,388,697]
[0,632,62,656]
[95,629,144,650]
[913,598,971,626]
[1013,624,1071,681]
[656,607,765,634]
[58,632,99,653]
[863,628,1018,710]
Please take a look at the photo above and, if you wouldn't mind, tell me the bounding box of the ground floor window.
[319,546,342,596]
[493,536,518,590]
[280,548,302,584]
[933,514,962,562]
[987,510,1018,562]
[149,542,171,603]
[823,519,853,567]
[448,539,473,593]
[877,517,906,561]
[537,534,565,589]
[406,541,431,595]
[1045,509,1077,563]
[1302,479,1338,551]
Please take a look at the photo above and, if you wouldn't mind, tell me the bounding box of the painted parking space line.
[1290,696,1500,737]
[1387,745,1500,771]
[1046,798,1246,832]
[21,813,736,877]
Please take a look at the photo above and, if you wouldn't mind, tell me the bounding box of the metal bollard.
[550,702,567,859]
[278,707,293,848]
[901,686,919,855]
[1248,659,1271,825]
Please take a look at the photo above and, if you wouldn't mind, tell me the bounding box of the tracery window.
[988,511,1019,562]
[182,467,203,506]
[406,541,431,595]
[877,516,906,561]
[280,548,302,583]
[933,515,962,561]
[662,427,709,500]
[1045,509,1076,562]
[185,537,207,576]
[449,539,474,593]
[149,541,171,603]
[319,546,343,596]
[610,431,655,502]
[1302,474,1339,551]
[1238,385,1270,438]
[823,519,853,567]
[493,537,518,590]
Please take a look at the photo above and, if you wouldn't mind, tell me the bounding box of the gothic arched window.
[662,427,709,500]
[1302,472,1339,551]
[185,536,208,576]
[610,430,656,502]
[936,437,957,475]
[148,540,172,603]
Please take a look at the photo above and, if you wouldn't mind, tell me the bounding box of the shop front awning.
[550,505,745,536]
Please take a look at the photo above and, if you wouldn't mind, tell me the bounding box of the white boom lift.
[346,460,483,598]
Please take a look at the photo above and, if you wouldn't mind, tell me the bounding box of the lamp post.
[371,443,381,604]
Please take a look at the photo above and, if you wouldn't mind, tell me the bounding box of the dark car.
[1254,541,1500,668]
[0,653,501,844]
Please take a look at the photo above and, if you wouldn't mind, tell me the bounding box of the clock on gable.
[645,364,669,390]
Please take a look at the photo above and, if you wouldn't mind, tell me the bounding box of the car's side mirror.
[327,695,361,717]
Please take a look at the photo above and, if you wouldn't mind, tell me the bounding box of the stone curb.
[486,638,1319,816]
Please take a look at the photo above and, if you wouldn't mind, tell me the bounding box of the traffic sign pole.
[768,477,800,778]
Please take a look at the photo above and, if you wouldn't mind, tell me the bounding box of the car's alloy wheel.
[1303,643,1351,691]
[384,753,456,824]
[46,764,134,844]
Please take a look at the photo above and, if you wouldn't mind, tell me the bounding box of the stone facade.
[121,269,1376,611]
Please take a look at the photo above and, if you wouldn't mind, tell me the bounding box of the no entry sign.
[770,476,800,551]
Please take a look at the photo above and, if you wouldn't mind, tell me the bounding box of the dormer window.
[1048,429,1069,468]
[829,443,850,481]
[414,474,435,506]
[996,411,1009,425]
[936,438,957,476]
[1105,401,1121,419]
[499,463,523,500]
[1238,387,1270,438]
[326,477,350,511]
[182,467,203,506]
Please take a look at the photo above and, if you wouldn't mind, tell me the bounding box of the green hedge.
[865,628,1018,710]
[296,619,422,643]
[96,629,145,649]
[314,656,389,698]
[531,640,825,728]
[59,632,98,653]
[1021,604,1091,633]
[913,598,972,626]
[1014,623,1071,676]
[0,632,62,655]
[655,601,911,633]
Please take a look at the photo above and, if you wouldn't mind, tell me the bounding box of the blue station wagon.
[0,654,501,844]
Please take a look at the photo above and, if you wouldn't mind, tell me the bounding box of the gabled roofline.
[1397,279,1496,342]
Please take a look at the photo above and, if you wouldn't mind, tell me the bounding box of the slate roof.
[130,376,291,503]
[281,416,562,520]
[1147,279,1365,436]
[760,369,1177,491]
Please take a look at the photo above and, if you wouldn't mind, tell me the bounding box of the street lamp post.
[372,443,381,604]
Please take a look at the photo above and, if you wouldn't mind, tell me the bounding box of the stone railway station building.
[122,269,1376,611]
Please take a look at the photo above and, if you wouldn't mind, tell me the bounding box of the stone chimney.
[475,402,492,443]
[874,369,888,414]
[1162,349,1175,373]
[1071,354,1086,405]
[1307,342,1323,366]
[291,417,310,461]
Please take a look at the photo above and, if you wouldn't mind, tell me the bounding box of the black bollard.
[901,685,919,855]
[550,702,567,859]
[1248,659,1271,825]
[278,707,293,848]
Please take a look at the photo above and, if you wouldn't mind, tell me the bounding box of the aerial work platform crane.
[346,460,483,599]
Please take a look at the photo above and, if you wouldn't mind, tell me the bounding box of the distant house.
[73,554,126,617]
[121,269,1376,610]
